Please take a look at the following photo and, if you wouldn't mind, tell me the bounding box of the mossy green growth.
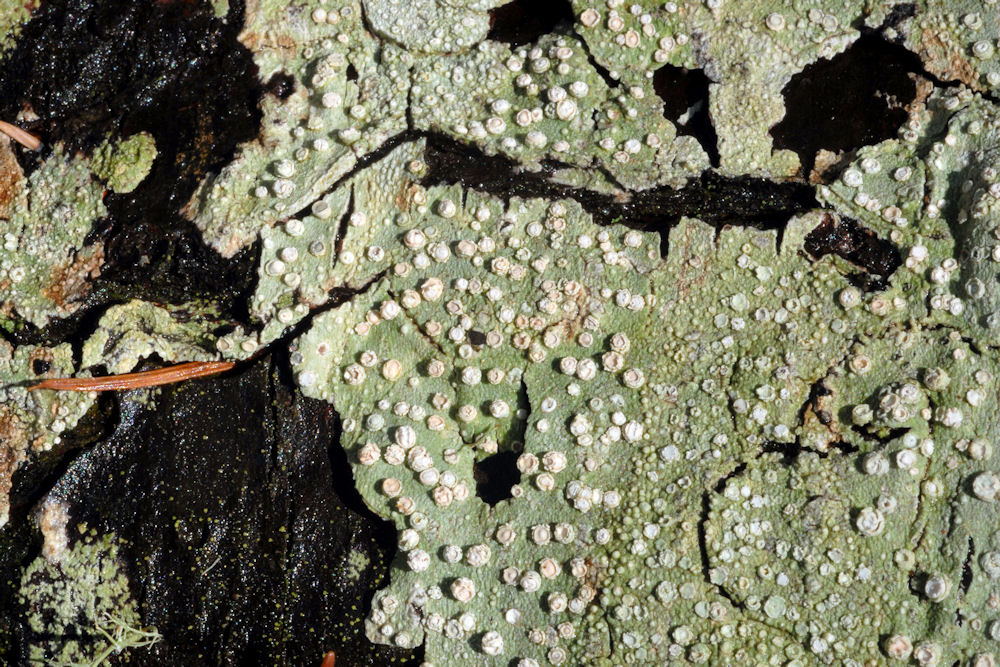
[90,132,157,194]
[209,0,229,18]
[19,531,161,666]
[344,550,370,581]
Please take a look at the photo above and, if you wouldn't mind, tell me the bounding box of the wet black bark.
[10,354,415,666]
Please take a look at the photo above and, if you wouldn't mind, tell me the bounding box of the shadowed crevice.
[264,71,296,99]
[487,0,574,47]
[474,451,521,505]
[761,440,801,466]
[849,424,909,446]
[421,132,817,257]
[761,437,859,464]
[576,36,620,90]
[960,536,974,596]
[653,64,719,167]
[876,2,918,33]
[698,484,745,611]
[771,34,921,180]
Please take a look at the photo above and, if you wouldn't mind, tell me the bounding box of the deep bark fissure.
[421,132,819,251]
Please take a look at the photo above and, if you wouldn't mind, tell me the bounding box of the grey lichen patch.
[287,141,886,663]
[90,132,157,194]
[22,0,1000,663]
[182,0,409,257]
[249,156,360,344]
[80,299,229,374]
[249,140,418,345]
[19,530,161,666]
[706,450,922,661]
[363,0,510,55]
[877,0,1000,96]
[0,343,94,528]
[818,86,1000,347]
[411,32,709,191]
[185,0,712,258]
[569,0,864,178]
[822,328,994,454]
[94,0,1000,264]
[716,326,1000,665]
[0,147,107,329]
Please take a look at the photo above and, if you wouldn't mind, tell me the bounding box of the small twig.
[202,554,223,575]
[29,360,236,392]
[0,119,41,151]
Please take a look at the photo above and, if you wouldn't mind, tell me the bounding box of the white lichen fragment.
[80,299,229,373]
[37,499,71,563]
[19,531,162,665]
[0,342,95,529]
[209,0,229,17]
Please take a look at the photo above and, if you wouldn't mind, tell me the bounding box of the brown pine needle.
[29,361,236,392]
[0,120,41,151]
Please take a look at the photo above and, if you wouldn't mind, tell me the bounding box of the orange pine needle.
[0,120,41,151]
[28,361,235,392]
[321,652,336,667]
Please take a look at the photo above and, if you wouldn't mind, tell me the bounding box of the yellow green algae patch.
[0,0,36,54]
[90,132,157,194]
